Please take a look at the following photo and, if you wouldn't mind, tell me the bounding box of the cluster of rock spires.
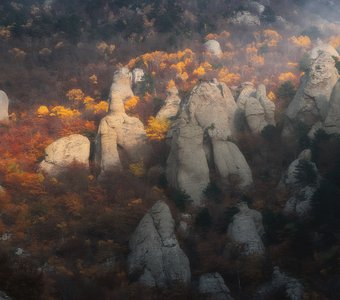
[12,39,340,298]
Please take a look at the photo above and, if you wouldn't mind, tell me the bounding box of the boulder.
[285,44,339,132]
[127,201,191,287]
[156,85,181,120]
[166,117,210,206]
[204,40,223,57]
[199,273,234,300]
[254,267,303,300]
[0,90,9,124]
[324,79,340,134]
[247,1,265,14]
[39,134,90,176]
[245,97,267,133]
[108,67,134,111]
[227,202,265,255]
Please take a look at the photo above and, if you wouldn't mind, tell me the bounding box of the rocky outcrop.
[132,68,145,96]
[39,134,90,176]
[96,73,151,175]
[0,90,9,124]
[156,85,181,120]
[166,80,253,205]
[324,79,340,134]
[127,201,191,288]
[229,11,261,26]
[166,116,210,206]
[283,149,320,217]
[236,83,276,133]
[254,267,303,300]
[108,67,134,111]
[204,40,223,57]
[199,273,234,300]
[227,202,265,255]
[284,44,339,135]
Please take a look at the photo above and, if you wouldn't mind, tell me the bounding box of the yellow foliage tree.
[66,89,85,102]
[36,105,49,117]
[145,117,170,141]
[124,96,140,111]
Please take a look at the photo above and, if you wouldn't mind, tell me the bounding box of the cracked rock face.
[204,40,223,57]
[0,90,9,124]
[227,202,265,255]
[285,44,339,133]
[166,80,253,205]
[324,79,340,134]
[108,67,134,111]
[254,267,303,300]
[156,85,181,120]
[199,273,234,300]
[39,134,90,176]
[127,201,191,288]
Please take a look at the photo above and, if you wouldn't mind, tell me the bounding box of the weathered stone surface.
[245,97,267,133]
[204,40,223,57]
[199,273,233,300]
[156,85,181,120]
[166,117,210,206]
[285,44,339,132]
[108,67,134,112]
[254,267,303,300]
[188,80,237,138]
[283,149,320,217]
[324,79,340,134]
[0,90,9,124]
[229,11,261,26]
[128,201,191,287]
[227,202,265,255]
[39,134,90,175]
[131,68,144,84]
[257,84,276,126]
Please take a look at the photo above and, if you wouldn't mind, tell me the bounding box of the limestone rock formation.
[0,90,9,124]
[254,267,303,300]
[39,134,90,176]
[199,273,234,300]
[324,79,340,134]
[96,73,152,175]
[227,202,265,255]
[283,149,320,217]
[166,117,210,206]
[204,40,223,57]
[229,11,261,26]
[166,80,253,205]
[284,44,339,134]
[108,67,134,111]
[236,83,276,133]
[127,201,191,287]
[156,85,181,120]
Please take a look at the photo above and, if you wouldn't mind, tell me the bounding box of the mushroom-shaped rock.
[254,267,303,300]
[204,40,223,57]
[156,84,181,120]
[199,273,234,300]
[285,44,339,132]
[166,118,210,206]
[127,201,191,287]
[188,80,237,138]
[324,79,340,134]
[39,134,90,176]
[0,91,9,124]
[108,67,134,111]
[227,202,265,255]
